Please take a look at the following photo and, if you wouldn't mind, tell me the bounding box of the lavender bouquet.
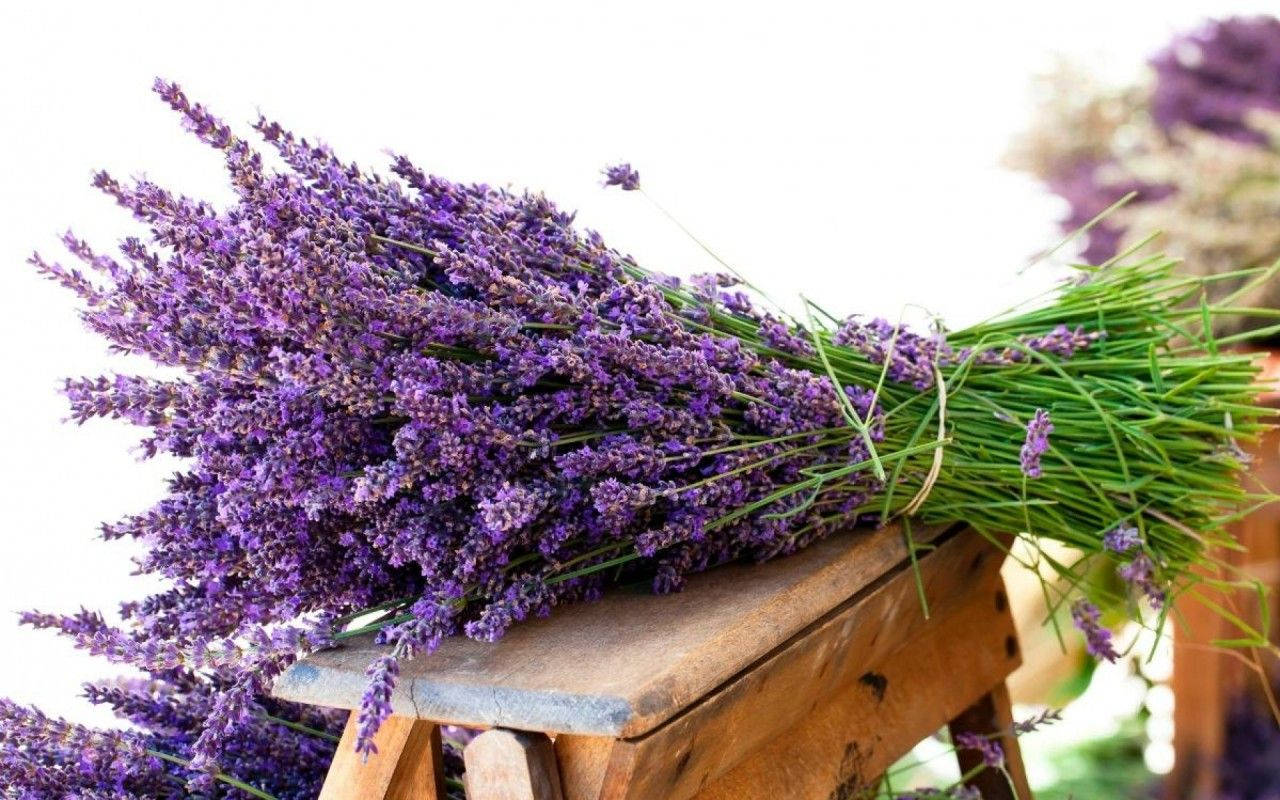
[6,80,1278,796]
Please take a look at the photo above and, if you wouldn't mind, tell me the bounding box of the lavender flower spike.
[1102,524,1140,554]
[602,162,640,190]
[1019,408,1053,478]
[1012,707,1063,735]
[1118,553,1167,610]
[356,655,399,756]
[1070,599,1119,662]
[893,789,981,800]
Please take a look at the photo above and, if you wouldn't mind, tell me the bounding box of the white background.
[0,1,1273,731]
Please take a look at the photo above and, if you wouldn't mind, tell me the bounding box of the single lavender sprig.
[891,786,981,799]
[1012,707,1063,735]
[1019,408,1053,478]
[602,162,640,191]
[1071,599,1120,663]
[356,655,399,756]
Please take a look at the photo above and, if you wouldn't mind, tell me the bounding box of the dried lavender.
[602,162,641,191]
[1012,707,1063,736]
[1102,524,1141,555]
[0,668,345,799]
[356,655,399,756]
[1018,409,1053,479]
[1117,553,1167,610]
[890,786,982,800]
[7,78,1274,789]
[1071,600,1121,663]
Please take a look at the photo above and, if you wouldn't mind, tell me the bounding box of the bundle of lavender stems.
[5,80,1278,796]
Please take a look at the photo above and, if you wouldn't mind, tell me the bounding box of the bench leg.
[319,712,448,800]
[947,682,1032,800]
[464,728,565,800]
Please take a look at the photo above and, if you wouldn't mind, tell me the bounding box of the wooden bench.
[273,523,1032,799]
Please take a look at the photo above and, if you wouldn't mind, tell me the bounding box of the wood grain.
[554,530,1014,800]
[1168,422,1280,800]
[949,684,1032,800]
[686,559,1019,800]
[464,729,565,800]
[318,712,447,800]
[274,522,954,737]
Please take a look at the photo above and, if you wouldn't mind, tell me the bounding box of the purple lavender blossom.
[1021,324,1105,360]
[833,319,1101,391]
[1218,677,1280,799]
[602,162,640,190]
[1118,553,1167,610]
[833,317,947,390]
[894,790,981,800]
[1012,707,1063,735]
[9,79,1103,776]
[1071,599,1120,663]
[1045,165,1171,265]
[1032,17,1280,263]
[1019,408,1053,478]
[1151,16,1280,143]
[0,669,344,799]
[356,655,399,756]
[1102,524,1141,554]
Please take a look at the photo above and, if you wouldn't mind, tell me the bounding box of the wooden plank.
[555,735,621,800]
[464,729,565,800]
[1168,566,1230,800]
[388,720,449,800]
[948,683,1032,800]
[689,564,1019,800]
[1168,423,1280,799]
[274,522,954,737]
[319,713,447,800]
[554,529,1012,800]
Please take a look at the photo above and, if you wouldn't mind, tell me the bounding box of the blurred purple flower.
[1151,16,1280,143]
[1103,524,1140,554]
[954,731,1004,768]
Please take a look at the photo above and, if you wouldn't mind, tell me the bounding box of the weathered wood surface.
[464,729,564,800]
[696,583,1023,799]
[554,529,1017,800]
[318,713,447,800]
[274,521,955,737]
[1168,419,1280,800]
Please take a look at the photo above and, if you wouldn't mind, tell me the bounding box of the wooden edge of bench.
[273,522,968,738]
